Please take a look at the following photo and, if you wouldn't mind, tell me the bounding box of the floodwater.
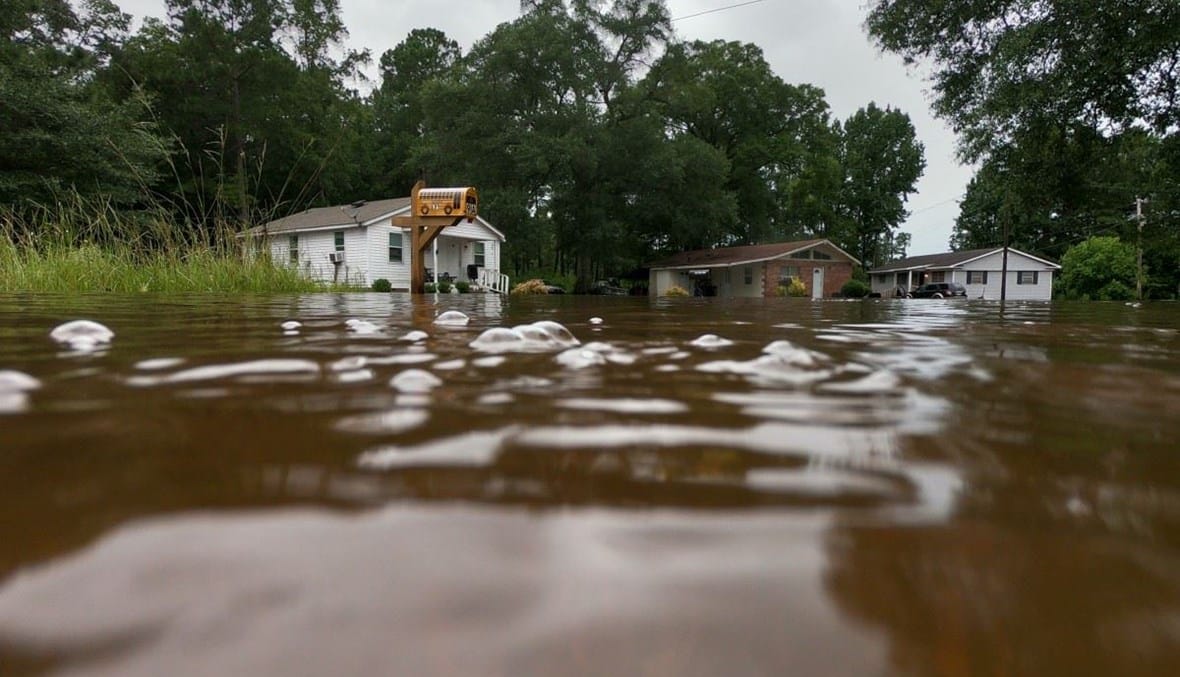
[1,293,1179,676]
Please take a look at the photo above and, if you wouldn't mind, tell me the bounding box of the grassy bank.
[1,201,344,294]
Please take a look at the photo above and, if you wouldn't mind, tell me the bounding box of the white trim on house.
[870,247,1060,300]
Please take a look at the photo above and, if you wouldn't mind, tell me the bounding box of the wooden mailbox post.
[392,181,478,293]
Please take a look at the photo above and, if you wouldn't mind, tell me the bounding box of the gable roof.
[648,239,859,270]
[243,197,506,241]
[871,247,1059,273]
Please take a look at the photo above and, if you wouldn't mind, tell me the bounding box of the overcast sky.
[116,0,974,255]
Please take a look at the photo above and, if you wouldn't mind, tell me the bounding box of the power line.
[672,0,767,22]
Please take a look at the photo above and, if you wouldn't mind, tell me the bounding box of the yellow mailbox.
[413,187,478,221]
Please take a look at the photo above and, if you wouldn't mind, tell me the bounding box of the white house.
[245,197,508,292]
[869,247,1060,300]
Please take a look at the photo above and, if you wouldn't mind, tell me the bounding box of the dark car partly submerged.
[910,282,967,298]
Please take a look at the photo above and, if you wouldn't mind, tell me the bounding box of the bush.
[776,277,807,297]
[455,280,470,293]
[663,285,690,297]
[423,282,437,293]
[840,279,870,298]
[511,278,550,295]
[371,278,391,292]
[437,280,453,293]
[1059,236,1137,300]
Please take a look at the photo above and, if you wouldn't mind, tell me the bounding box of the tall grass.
[0,196,343,293]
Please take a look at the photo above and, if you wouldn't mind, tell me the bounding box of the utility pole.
[1136,197,1146,301]
[1000,205,1010,306]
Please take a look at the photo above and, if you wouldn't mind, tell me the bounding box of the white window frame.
[288,235,299,264]
[388,232,404,263]
[1017,271,1039,285]
[967,270,988,285]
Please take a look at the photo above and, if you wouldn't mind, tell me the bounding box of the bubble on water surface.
[762,340,830,368]
[469,321,580,353]
[345,319,382,335]
[49,320,114,352]
[690,334,734,349]
[819,369,902,394]
[433,359,466,371]
[472,356,506,368]
[330,356,368,371]
[589,317,604,325]
[400,330,429,342]
[336,369,375,384]
[433,311,470,326]
[281,320,302,331]
[478,392,515,405]
[0,370,41,392]
[557,398,688,414]
[379,354,436,366]
[0,370,39,415]
[389,369,442,393]
[357,429,513,469]
[555,347,607,370]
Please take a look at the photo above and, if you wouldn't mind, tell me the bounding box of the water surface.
[1,293,1178,676]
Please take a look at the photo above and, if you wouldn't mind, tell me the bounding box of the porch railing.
[478,269,510,294]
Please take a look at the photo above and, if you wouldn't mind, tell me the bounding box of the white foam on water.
[126,359,321,386]
[400,330,429,342]
[389,369,443,393]
[433,311,470,326]
[0,371,39,414]
[819,370,902,394]
[345,319,382,335]
[589,317,604,325]
[472,355,506,368]
[134,358,185,371]
[280,320,302,331]
[557,398,688,414]
[335,409,430,434]
[357,428,514,469]
[477,392,515,405]
[762,340,830,368]
[49,320,114,352]
[555,347,607,370]
[433,359,466,371]
[329,356,368,372]
[335,369,375,384]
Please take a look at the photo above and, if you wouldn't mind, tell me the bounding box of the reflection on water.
[1,294,1179,675]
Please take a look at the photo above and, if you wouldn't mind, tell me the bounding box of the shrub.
[371,278,391,292]
[455,280,470,293]
[423,282,437,293]
[776,277,807,297]
[663,285,690,297]
[511,278,550,295]
[1059,236,1137,300]
[437,280,453,293]
[840,279,870,298]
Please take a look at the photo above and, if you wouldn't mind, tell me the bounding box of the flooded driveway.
[1,293,1178,675]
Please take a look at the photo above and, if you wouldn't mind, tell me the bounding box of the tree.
[0,0,168,207]
[835,103,925,267]
[1058,236,1137,301]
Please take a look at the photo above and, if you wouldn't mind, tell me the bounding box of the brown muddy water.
[0,293,1178,676]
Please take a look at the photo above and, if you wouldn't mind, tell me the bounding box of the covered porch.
[424,233,509,294]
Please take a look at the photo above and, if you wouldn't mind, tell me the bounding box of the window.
[793,250,812,259]
[388,232,404,262]
[473,241,486,267]
[288,235,299,264]
[334,231,344,252]
[967,270,988,285]
[744,266,753,285]
[780,265,800,280]
[1017,271,1039,285]
[930,271,946,283]
[811,250,832,260]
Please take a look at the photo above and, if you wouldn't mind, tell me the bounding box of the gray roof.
[246,198,412,236]
[871,247,1059,273]
[648,238,858,269]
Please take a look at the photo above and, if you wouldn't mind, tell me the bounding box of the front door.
[811,267,824,299]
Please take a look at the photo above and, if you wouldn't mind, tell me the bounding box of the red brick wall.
[762,261,854,298]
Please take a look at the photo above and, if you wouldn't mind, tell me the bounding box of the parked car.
[540,280,565,294]
[589,280,627,296]
[911,282,967,298]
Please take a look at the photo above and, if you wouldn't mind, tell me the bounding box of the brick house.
[648,239,859,299]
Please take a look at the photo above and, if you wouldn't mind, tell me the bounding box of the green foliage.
[436,280,452,293]
[454,280,470,293]
[840,279,870,298]
[1058,236,1138,301]
[776,277,807,297]
[370,278,391,292]
[423,282,437,293]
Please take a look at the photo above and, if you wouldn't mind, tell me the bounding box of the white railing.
[478,269,510,294]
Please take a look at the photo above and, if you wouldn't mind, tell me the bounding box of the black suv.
[911,282,967,298]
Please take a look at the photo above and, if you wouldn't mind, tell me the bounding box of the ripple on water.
[335,409,430,434]
[434,311,470,327]
[345,319,382,334]
[358,428,514,469]
[0,370,40,414]
[126,359,321,386]
[389,369,443,393]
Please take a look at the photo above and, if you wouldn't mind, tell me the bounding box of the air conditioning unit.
[328,251,346,264]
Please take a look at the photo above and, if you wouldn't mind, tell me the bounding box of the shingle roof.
[871,247,1059,273]
[648,239,857,269]
[246,197,412,235]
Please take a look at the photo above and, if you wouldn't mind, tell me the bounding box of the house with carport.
[244,197,508,292]
[869,247,1060,300]
[648,239,859,299]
